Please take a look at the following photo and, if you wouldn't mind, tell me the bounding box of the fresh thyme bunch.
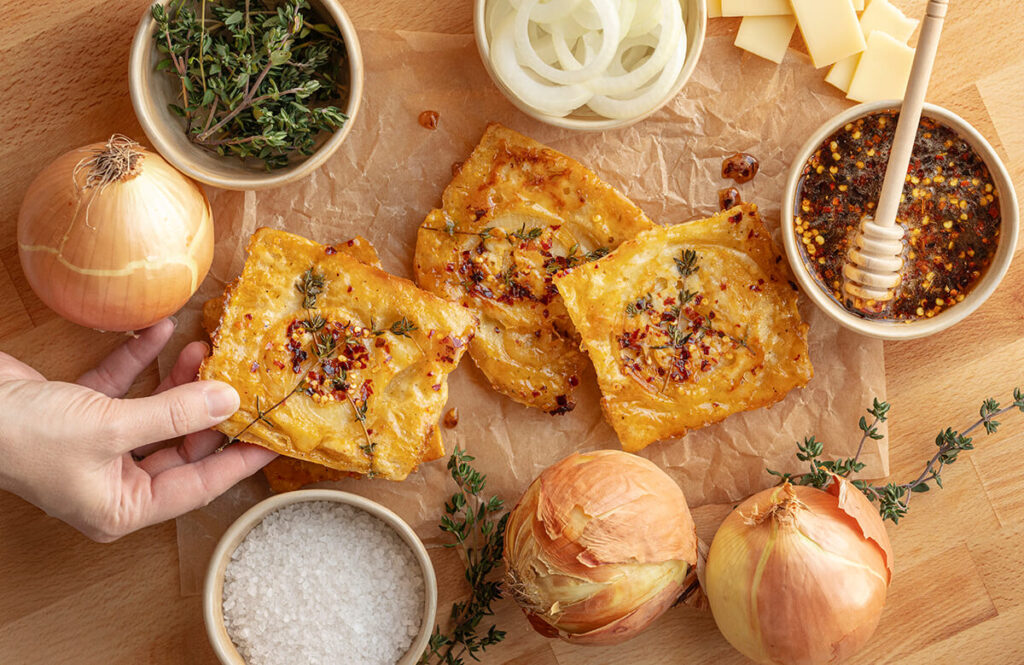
[152,0,348,169]
[769,388,1024,523]
[421,447,508,665]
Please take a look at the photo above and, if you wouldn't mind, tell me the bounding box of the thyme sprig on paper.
[420,447,508,665]
[769,389,1024,523]
[152,0,348,169]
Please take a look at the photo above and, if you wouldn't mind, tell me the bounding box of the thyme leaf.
[674,249,699,278]
[296,268,325,308]
[509,224,543,242]
[389,317,419,338]
[626,293,652,317]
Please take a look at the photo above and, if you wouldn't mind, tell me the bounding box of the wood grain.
[2,1,1023,664]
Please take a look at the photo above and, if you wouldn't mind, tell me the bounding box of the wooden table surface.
[2,1,1023,663]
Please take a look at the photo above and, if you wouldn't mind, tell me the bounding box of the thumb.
[107,381,240,449]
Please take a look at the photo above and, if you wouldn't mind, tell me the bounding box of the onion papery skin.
[18,139,213,332]
[705,480,894,665]
[503,450,698,645]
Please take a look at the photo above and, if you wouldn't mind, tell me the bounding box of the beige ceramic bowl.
[203,489,437,665]
[782,101,1019,341]
[129,0,363,190]
[474,0,707,131]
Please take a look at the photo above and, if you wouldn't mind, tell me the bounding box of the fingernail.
[168,316,179,329]
[205,384,239,419]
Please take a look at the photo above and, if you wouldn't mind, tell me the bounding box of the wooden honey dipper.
[843,0,949,303]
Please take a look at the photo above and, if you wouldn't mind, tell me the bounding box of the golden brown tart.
[553,204,813,452]
[201,236,446,491]
[199,228,475,481]
[414,123,656,414]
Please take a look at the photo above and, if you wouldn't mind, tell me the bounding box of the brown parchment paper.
[164,31,889,595]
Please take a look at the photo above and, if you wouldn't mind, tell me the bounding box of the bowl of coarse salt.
[204,490,437,665]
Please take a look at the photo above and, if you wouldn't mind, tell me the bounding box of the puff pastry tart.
[553,204,813,452]
[201,235,445,490]
[199,228,475,481]
[414,123,655,414]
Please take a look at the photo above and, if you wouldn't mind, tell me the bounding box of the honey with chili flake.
[794,110,1001,321]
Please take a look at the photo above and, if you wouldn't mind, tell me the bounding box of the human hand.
[0,319,276,542]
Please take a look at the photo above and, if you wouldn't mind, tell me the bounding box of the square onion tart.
[200,228,475,480]
[553,204,813,452]
[414,123,655,414]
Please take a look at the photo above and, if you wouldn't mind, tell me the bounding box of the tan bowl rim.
[473,0,708,131]
[128,0,364,191]
[202,488,438,665]
[781,100,1020,341]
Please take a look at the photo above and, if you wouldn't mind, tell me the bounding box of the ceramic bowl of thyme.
[129,0,363,190]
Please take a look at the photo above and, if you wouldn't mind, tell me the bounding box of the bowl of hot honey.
[782,101,1019,341]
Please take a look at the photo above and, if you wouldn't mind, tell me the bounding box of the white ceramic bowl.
[474,0,707,131]
[781,101,1019,341]
[203,489,437,665]
[129,0,363,190]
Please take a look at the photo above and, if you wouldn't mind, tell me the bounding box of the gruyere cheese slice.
[735,14,798,63]
[791,0,866,68]
[721,0,792,17]
[825,54,861,92]
[847,31,915,102]
[708,0,723,18]
[853,0,865,10]
[826,0,918,92]
[859,0,918,43]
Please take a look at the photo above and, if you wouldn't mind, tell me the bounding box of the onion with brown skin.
[705,478,894,665]
[503,450,698,645]
[18,135,213,331]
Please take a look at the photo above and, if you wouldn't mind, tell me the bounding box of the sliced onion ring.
[491,15,593,117]
[586,34,686,120]
[514,0,621,85]
[627,0,661,37]
[588,0,682,96]
[508,0,582,24]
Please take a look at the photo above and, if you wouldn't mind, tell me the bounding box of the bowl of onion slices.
[475,0,706,130]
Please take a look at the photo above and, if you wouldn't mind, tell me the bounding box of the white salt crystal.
[222,501,426,665]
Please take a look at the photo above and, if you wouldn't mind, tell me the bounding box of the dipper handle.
[874,0,948,230]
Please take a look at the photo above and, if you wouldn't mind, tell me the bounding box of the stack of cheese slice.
[710,0,919,103]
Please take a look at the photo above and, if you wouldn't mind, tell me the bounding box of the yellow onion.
[503,450,697,645]
[705,479,894,665]
[18,135,213,331]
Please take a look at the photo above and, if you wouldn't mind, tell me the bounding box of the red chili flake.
[552,394,574,415]
[325,246,337,255]
[244,313,253,321]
